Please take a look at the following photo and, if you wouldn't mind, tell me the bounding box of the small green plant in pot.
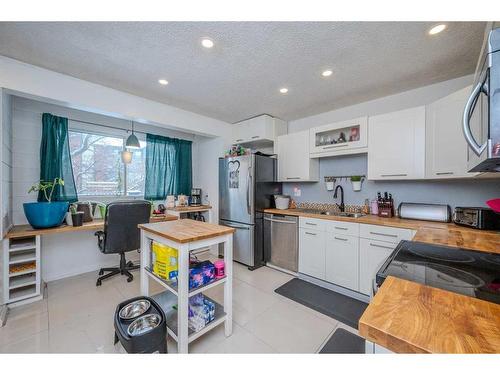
[23,178,70,229]
[350,175,365,192]
[70,203,84,227]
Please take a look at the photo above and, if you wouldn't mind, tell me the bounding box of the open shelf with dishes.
[309,116,368,157]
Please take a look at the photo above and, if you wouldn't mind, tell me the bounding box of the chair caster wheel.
[127,277,133,283]
[99,270,104,276]
[127,261,133,267]
[96,280,102,286]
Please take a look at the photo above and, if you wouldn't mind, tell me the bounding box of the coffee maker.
[190,188,202,206]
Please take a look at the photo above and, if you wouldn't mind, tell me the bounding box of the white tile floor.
[0,259,359,353]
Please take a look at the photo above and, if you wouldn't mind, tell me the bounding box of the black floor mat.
[274,278,368,329]
[319,328,365,354]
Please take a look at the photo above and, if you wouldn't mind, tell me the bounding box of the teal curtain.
[38,113,78,202]
[144,134,192,200]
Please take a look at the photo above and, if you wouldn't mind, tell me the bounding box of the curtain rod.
[66,117,147,135]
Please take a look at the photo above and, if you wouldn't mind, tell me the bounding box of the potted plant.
[350,175,365,192]
[23,178,69,229]
[70,204,84,227]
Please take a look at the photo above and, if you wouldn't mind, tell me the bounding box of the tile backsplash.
[283,154,500,209]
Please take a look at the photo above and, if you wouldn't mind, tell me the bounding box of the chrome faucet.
[333,185,345,212]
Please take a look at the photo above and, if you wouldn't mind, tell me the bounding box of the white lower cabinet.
[299,218,414,296]
[298,227,326,280]
[325,233,359,291]
[358,238,396,296]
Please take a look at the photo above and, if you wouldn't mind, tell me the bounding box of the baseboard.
[7,294,43,308]
[298,273,370,303]
[43,255,141,282]
[266,262,298,277]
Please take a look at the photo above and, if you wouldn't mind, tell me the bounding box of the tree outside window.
[69,130,145,197]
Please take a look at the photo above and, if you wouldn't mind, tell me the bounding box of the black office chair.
[94,200,151,286]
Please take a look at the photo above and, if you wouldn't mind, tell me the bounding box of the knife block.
[378,202,394,218]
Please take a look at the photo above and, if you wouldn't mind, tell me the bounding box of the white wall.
[1,90,13,236]
[0,89,13,309]
[193,135,232,226]
[289,75,474,133]
[283,74,500,209]
[0,55,232,137]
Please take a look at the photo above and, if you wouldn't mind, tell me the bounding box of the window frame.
[68,124,146,200]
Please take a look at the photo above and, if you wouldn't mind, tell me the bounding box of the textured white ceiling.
[0,22,485,123]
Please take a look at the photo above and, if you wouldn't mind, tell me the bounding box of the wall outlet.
[293,187,301,197]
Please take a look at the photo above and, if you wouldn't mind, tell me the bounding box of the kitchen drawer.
[325,220,359,236]
[299,217,326,231]
[360,224,413,244]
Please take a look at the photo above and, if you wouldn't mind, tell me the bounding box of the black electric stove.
[376,241,500,304]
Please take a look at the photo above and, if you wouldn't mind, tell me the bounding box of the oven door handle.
[462,81,488,157]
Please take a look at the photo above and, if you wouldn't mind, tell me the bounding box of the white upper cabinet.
[368,106,426,180]
[426,86,478,179]
[309,117,368,157]
[232,115,287,146]
[276,131,319,182]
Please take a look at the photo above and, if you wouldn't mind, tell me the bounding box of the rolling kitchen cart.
[139,219,234,354]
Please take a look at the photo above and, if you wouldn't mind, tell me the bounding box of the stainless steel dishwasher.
[263,213,298,272]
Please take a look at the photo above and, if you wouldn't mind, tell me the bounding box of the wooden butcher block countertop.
[138,218,235,243]
[358,276,500,353]
[263,208,500,254]
[5,215,178,239]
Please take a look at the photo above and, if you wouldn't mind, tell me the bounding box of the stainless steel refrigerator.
[219,153,282,269]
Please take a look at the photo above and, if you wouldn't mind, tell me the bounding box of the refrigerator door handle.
[246,168,252,215]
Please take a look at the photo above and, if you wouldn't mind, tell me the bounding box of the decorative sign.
[228,160,240,189]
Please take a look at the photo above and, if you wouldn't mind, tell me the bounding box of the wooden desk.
[164,205,212,223]
[2,214,177,306]
[5,215,178,239]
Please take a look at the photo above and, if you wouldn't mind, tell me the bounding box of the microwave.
[463,27,500,172]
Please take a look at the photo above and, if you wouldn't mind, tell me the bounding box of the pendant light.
[121,150,133,164]
[126,121,141,149]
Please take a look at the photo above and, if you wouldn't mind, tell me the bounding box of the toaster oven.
[453,207,500,230]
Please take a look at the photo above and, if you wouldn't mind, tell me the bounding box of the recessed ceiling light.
[322,69,333,77]
[158,79,169,85]
[428,24,447,35]
[279,88,288,94]
[201,38,214,48]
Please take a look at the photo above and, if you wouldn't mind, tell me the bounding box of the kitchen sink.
[322,211,365,218]
[294,208,365,218]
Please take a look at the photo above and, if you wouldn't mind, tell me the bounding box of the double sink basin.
[293,208,365,219]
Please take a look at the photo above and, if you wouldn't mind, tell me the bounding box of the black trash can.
[114,296,167,353]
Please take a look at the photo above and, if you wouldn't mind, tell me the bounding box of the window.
[68,130,146,197]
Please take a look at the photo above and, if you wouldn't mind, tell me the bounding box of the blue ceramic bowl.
[23,201,70,229]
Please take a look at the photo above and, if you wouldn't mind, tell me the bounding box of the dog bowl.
[119,299,151,320]
[127,314,162,337]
